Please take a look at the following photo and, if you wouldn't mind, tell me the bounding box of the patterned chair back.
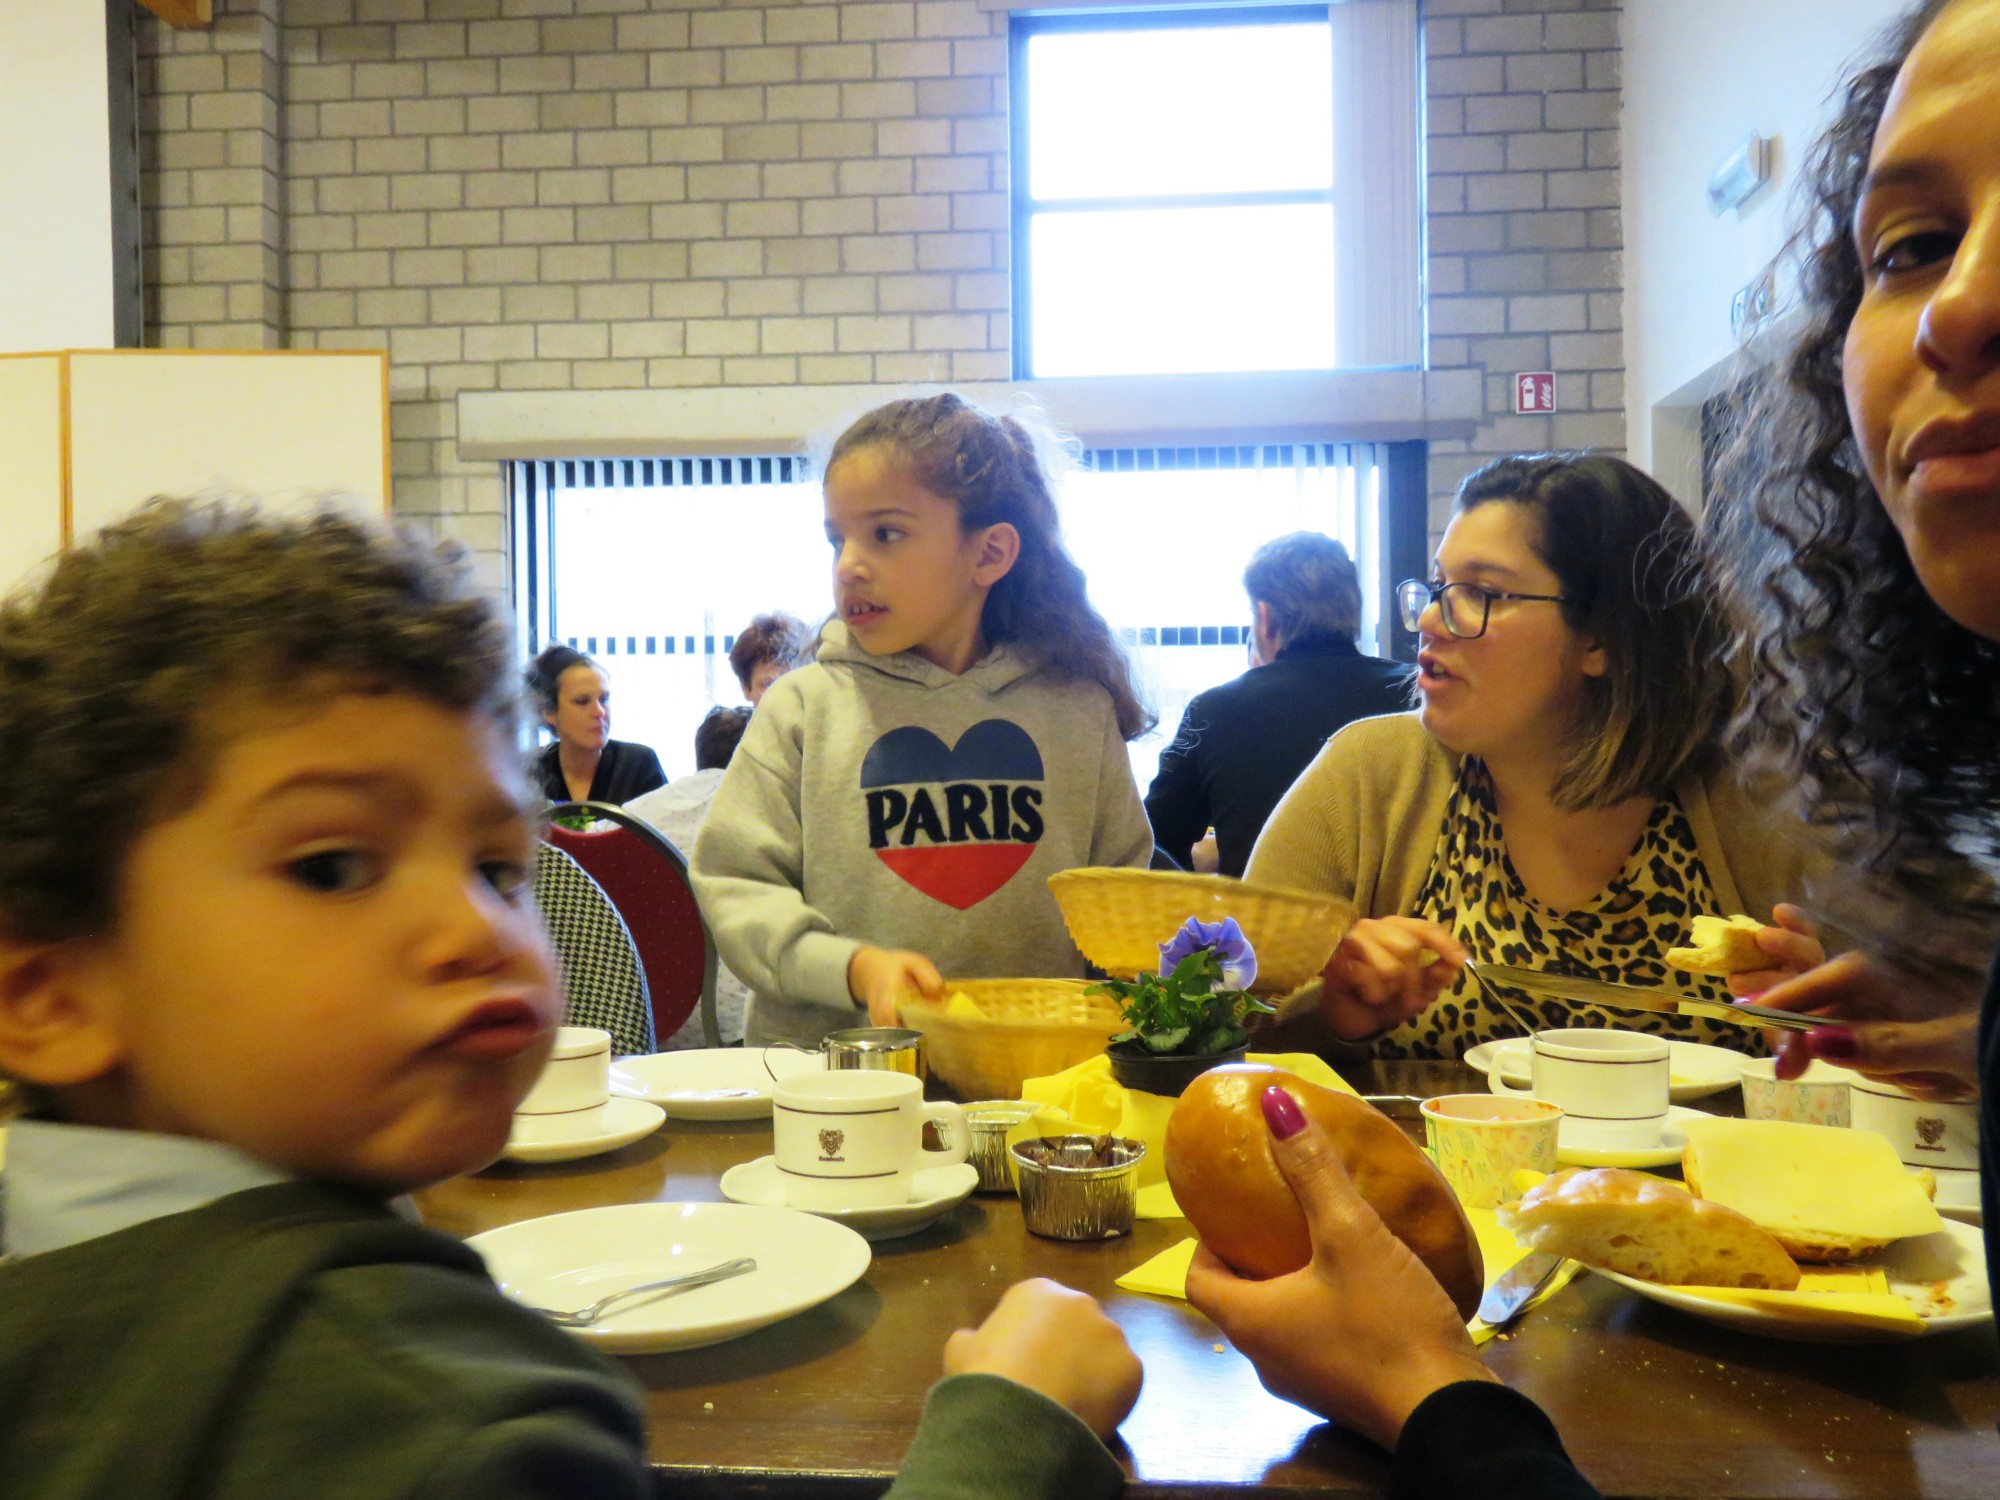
[546,801,720,1048]
[530,843,654,1056]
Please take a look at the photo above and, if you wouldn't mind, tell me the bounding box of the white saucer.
[1467,1038,1747,1102]
[470,1201,872,1354]
[1551,1103,1707,1169]
[504,1096,666,1164]
[719,1156,979,1240]
[612,1048,824,1121]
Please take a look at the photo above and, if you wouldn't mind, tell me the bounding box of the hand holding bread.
[1181,1084,1496,1452]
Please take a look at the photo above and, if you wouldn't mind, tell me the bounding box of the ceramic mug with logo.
[772,1070,969,1209]
[1491,1027,1670,1150]
[1848,1078,1978,1170]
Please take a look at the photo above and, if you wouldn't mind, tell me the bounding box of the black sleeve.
[628,746,667,800]
[1389,1382,1601,1500]
[1143,702,1209,871]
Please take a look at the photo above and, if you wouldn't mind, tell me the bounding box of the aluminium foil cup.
[1010,1135,1145,1240]
[963,1101,1042,1193]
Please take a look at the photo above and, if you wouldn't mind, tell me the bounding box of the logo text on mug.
[818,1128,846,1161]
[1916,1116,1947,1150]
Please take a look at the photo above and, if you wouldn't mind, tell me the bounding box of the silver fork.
[525,1256,757,1327]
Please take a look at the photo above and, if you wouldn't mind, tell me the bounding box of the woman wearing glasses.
[1247,452,1826,1056]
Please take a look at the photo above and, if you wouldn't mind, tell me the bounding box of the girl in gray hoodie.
[692,394,1156,1047]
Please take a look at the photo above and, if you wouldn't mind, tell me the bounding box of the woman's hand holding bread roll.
[1181,1081,1494,1452]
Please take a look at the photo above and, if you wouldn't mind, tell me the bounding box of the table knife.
[1476,1251,1568,1328]
[1468,962,1834,1032]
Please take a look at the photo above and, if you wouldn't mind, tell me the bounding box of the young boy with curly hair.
[0,502,1137,1500]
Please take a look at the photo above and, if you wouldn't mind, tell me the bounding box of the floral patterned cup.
[1421,1093,1563,1209]
[1739,1057,1855,1128]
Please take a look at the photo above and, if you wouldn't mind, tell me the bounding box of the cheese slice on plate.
[1662,1282,1925,1334]
[1680,1117,1943,1259]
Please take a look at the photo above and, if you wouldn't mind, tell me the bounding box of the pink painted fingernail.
[1262,1086,1306,1140]
[1805,1026,1859,1062]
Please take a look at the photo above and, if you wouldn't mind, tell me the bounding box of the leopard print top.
[1372,758,1760,1061]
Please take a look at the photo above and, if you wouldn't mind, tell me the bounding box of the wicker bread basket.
[1046,868,1357,994]
[897,979,1126,1101]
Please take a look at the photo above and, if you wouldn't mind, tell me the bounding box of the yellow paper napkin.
[1463,1205,1584,1345]
[1117,1237,1200,1298]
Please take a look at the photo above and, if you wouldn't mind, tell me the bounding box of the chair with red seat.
[545,801,720,1049]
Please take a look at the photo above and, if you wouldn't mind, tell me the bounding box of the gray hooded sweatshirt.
[690,622,1153,1047]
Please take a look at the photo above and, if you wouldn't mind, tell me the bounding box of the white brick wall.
[140,0,1624,586]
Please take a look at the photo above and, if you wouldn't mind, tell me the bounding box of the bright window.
[516,445,1398,793]
[1011,9,1337,378]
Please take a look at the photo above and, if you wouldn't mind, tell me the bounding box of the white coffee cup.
[1849,1077,1979,1170]
[516,1026,611,1116]
[1493,1027,1669,1150]
[773,1071,969,1209]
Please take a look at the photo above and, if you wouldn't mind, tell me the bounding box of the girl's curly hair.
[0,500,517,944]
[825,393,1155,741]
[1709,0,2000,973]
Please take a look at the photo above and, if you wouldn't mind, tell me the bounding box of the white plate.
[503,1096,666,1164]
[719,1156,979,1241]
[1931,1167,1983,1225]
[1596,1218,1992,1343]
[1543,1103,1708,1169]
[1466,1038,1747,1102]
[469,1201,872,1354]
[612,1048,825,1120]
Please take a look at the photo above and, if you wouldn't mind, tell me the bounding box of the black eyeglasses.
[1396,578,1567,640]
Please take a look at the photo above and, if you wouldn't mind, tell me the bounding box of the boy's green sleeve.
[885,1375,1125,1500]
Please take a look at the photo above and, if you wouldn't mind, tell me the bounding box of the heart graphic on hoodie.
[859,720,1046,910]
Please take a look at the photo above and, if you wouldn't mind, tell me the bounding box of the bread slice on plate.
[1664,914,1767,975]
[1498,1167,1800,1289]
[1680,1117,1945,1262]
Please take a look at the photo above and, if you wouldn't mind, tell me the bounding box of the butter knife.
[1476,1250,1567,1328]
[1468,962,1833,1032]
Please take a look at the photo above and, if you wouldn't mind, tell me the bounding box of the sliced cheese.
[1662,1284,1925,1334]
[1680,1117,1944,1249]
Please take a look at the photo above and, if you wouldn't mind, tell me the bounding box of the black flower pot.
[1104,1039,1250,1098]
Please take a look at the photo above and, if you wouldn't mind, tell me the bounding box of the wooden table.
[416,1060,2000,1498]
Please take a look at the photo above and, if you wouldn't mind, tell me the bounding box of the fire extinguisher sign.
[1514,372,1557,414]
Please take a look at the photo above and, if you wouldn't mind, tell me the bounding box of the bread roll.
[1164,1064,1485,1319]
[1664,914,1766,975]
[1498,1167,1800,1289]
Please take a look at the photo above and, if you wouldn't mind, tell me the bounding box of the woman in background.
[525,644,666,807]
[729,611,813,705]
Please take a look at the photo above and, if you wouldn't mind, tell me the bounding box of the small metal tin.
[821,1027,926,1079]
[1010,1135,1146,1240]
[963,1101,1042,1193]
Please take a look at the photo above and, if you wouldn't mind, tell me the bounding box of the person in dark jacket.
[526,644,666,807]
[1145,532,1407,876]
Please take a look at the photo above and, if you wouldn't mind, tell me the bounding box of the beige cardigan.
[1246,712,1827,929]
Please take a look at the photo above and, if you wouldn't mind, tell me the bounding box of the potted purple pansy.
[1091,917,1275,1096]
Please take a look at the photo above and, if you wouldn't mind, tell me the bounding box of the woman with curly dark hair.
[1709,0,2000,1100]
[1162,4,2000,1493]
